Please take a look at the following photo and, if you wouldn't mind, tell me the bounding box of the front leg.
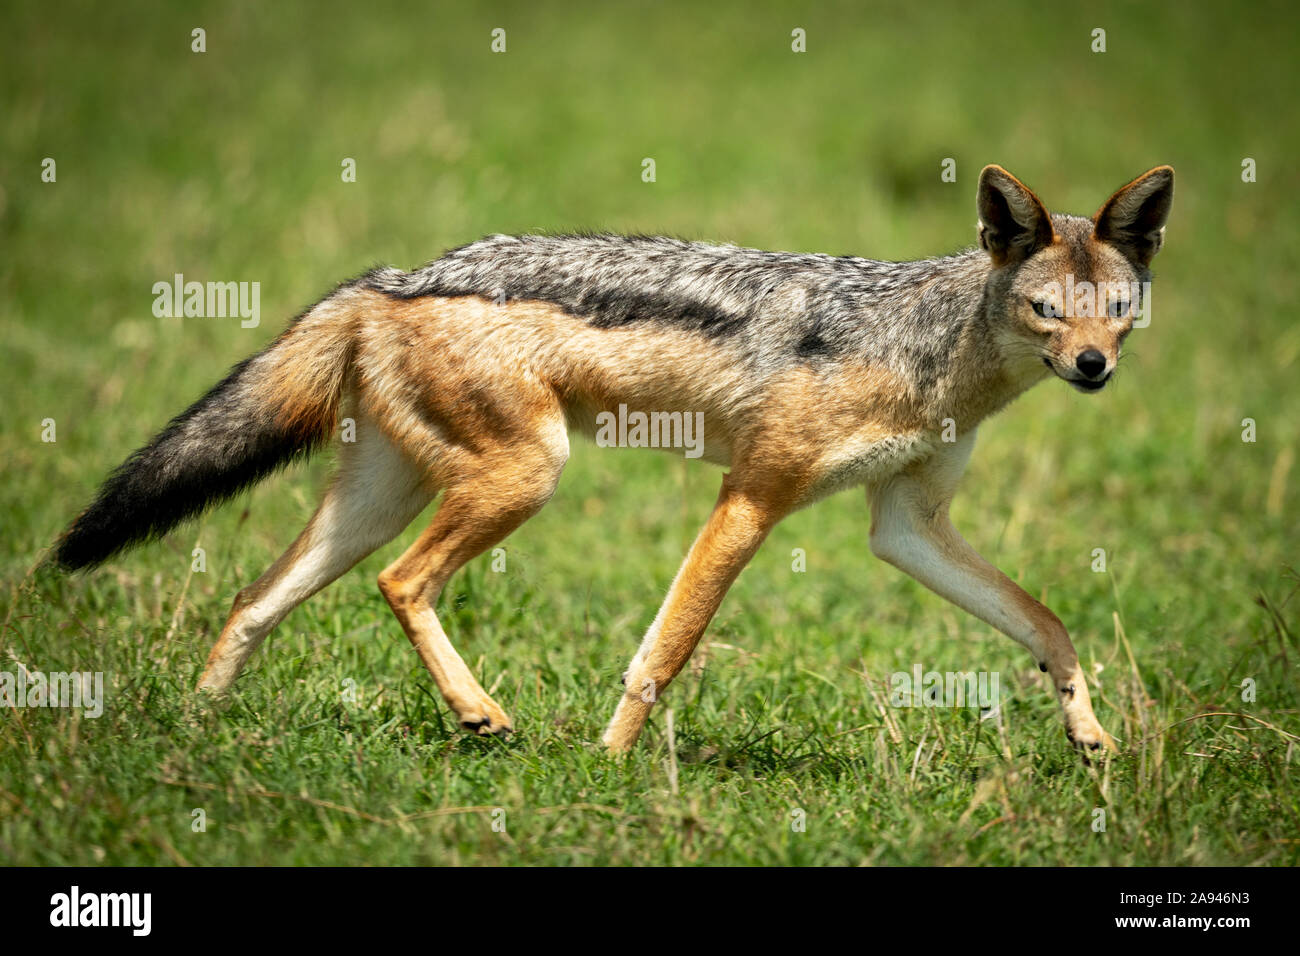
[868,436,1114,751]
[602,477,784,754]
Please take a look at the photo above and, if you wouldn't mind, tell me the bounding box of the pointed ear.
[977,165,1054,267]
[1093,166,1174,267]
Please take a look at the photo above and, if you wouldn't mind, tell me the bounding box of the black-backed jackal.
[55,165,1173,754]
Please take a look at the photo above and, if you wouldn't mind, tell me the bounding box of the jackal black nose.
[1075,349,1107,379]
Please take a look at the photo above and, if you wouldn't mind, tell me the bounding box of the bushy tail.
[53,286,363,571]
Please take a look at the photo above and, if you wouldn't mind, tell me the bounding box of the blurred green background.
[1,0,1297,865]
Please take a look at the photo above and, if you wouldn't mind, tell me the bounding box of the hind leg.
[377,430,568,735]
[196,418,432,693]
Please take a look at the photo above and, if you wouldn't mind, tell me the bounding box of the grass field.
[2,0,1298,865]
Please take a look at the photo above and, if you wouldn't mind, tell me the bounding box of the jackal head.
[977,164,1174,393]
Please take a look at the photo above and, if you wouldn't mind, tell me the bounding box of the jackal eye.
[1108,299,1130,318]
[1030,299,1058,319]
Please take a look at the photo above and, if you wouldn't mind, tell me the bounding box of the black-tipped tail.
[54,294,356,571]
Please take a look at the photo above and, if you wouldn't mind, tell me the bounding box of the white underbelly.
[806,431,936,502]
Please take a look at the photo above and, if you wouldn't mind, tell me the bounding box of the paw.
[195,666,237,697]
[1064,712,1117,754]
[1055,670,1116,756]
[456,700,513,737]
[602,695,651,755]
[194,678,235,704]
[460,714,513,736]
[602,730,632,756]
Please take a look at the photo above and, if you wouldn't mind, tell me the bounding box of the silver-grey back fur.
[362,233,1000,393]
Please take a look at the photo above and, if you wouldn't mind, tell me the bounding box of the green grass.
[2,0,1298,865]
